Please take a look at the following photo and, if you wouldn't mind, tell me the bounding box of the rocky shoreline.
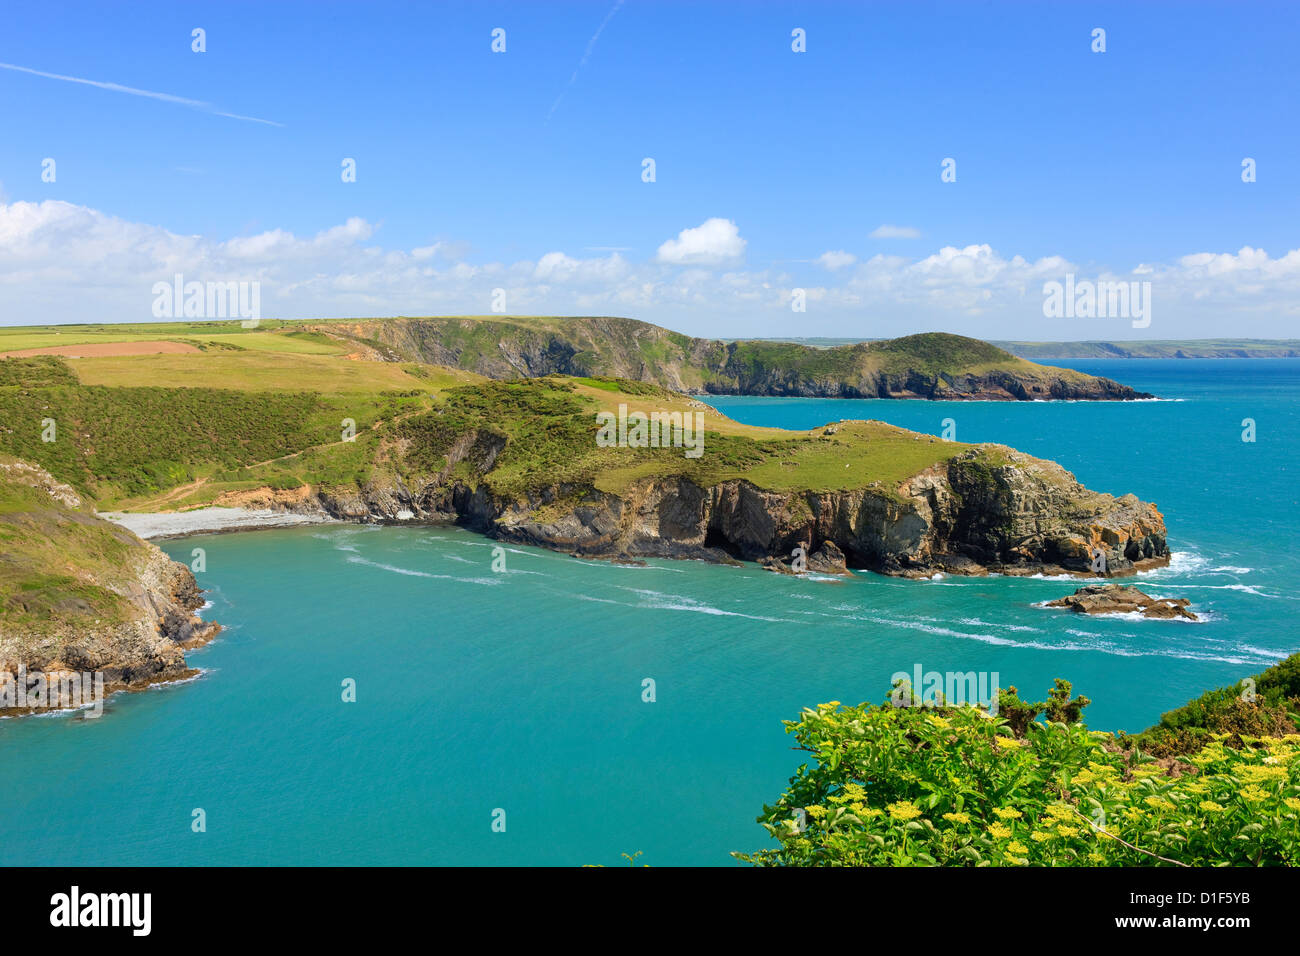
[310,320,1155,402]
[113,442,1170,581]
[316,443,1169,578]
[0,462,222,718]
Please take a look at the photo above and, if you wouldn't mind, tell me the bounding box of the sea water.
[1,359,1295,865]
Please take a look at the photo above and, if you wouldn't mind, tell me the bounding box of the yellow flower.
[1073,769,1098,785]
[1005,855,1028,866]
[1199,800,1225,813]
[989,822,1012,839]
[1240,785,1269,803]
[804,805,828,819]
[1088,851,1106,863]
[926,715,951,729]
[1030,831,1052,842]
[1239,765,1287,783]
[1087,761,1121,779]
[1044,804,1075,821]
[942,812,971,825]
[994,736,1021,750]
[1283,798,1300,812]
[1144,796,1176,812]
[887,801,922,821]
[992,807,1023,820]
[1056,825,1080,838]
[1007,841,1029,855]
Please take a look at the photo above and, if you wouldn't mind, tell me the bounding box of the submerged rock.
[1043,584,1197,620]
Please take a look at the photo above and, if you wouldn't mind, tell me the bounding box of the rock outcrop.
[300,443,1169,579]
[307,320,1154,401]
[1043,584,1197,620]
[760,541,851,576]
[0,459,220,716]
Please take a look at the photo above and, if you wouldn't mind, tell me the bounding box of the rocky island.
[1043,584,1198,620]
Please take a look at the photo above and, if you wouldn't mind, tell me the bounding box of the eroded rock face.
[314,319,1153,401]
[311,444,1170,579]
[1,548,221,703]
[1043,584,1197,620]
[0,462,221,716]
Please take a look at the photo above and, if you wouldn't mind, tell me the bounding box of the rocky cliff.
[307,319,1152,401]
[0,459,220,715]
[301,439,1168,579]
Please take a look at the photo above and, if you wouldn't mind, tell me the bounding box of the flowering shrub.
[735,694,1300,866]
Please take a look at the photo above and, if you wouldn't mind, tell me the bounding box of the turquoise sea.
[1,359,1297,866]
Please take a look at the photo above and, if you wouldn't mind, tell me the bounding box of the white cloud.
[2,200,1299,337]
[655,218,746,266]
[817,250,857,271]
[869,224,922,239]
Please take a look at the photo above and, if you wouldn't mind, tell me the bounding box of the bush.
[736,685,1300,867]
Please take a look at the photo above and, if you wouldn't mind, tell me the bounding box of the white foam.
[345,554,501,586]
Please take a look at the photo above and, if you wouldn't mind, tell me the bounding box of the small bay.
[1,359,1295,865]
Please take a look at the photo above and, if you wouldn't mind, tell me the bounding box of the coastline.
[98,507,340,540]
[102,503,1173,583]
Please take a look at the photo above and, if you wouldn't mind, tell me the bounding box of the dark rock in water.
[761,540,850,576]
[807,541,849,575]
[1044,584,1197,620]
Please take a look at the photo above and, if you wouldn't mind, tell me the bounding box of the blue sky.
[1,0,1297,339]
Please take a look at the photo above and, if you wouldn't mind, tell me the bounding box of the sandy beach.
[99,507,338,540]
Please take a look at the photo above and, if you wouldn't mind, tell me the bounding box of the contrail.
[0,61,284,127]
[545,0,625,124]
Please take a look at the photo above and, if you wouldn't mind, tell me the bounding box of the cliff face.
[306,444,1168,579]
[309,319,1152,401]
[0,460,219,714]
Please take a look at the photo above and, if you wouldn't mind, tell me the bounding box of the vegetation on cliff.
[0,457,138,630]
[0,331,1167,577]
[302,317,1152,400]
[0,457,218,703]
[738,654,1300,866]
